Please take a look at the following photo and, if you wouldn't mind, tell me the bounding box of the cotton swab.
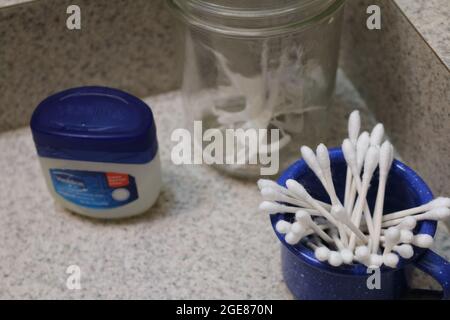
[296,210,334,244]
[382,197,450,221]
[345,132,370,214]
[344,111,361,210]
[344,143,379,249]
[372,141,394,253]
[259,201,302,214]
[301,146,340,206]
[393,244,414,259]
[382,207,450,227]
[342,139,377,238]
[316,144,349,245]
[316,144,340,205]
[258,179,332,209]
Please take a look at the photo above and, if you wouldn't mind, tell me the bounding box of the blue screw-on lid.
[30,86,158,164]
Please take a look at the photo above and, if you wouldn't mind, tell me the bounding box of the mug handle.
[409,250,450,300]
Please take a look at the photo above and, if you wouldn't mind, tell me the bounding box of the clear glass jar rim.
[168,0,345,37]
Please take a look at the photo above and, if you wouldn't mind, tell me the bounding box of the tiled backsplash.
[1,0,449,195]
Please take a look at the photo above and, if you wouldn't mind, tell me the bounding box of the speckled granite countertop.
[0,71,448,299]
[395,0,450,69]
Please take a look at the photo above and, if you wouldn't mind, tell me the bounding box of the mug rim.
[271,147,437,276]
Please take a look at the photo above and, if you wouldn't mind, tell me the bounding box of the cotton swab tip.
[315,247,330,262]
[412,234,434,248]
[286,179,307,198]
[342,139,357,167]
[301,146,323,176]
[316,144,331,170]
[291,222,307,235]
[385,227,401,244]
[259,201,281,214]
[285,232,302,245]
[400,229,414,244]
[379,141,394,175]
[260,188,280,200]
[394,244,414,259]
[383,253,399,268]
[355,246,370,262]
[295,210,310,223]
[363,146,380,175]
[429,197,450,209]
[257,179,276,190]
[370,123,385,146]
[340,249,354,264]
[332,205,347,221]
[428,207,450,220]
[328,251,343,267]
[369,254,383,268]
[356,131,370,169]
[348,110,361,144]
[275,220,292,234]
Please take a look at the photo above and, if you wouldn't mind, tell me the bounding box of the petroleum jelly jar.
[30,86,161,219]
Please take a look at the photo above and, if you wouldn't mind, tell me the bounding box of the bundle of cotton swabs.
[258,110,450,268]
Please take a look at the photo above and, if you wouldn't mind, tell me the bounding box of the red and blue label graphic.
[50,169,138,209]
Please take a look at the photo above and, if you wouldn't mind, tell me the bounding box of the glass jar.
[169,0,345,178]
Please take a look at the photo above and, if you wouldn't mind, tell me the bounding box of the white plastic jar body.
[38,153,162,219]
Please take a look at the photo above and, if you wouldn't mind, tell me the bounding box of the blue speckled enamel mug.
[271,148,450,300]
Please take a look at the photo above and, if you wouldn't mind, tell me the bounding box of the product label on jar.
[49,169,138,209]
